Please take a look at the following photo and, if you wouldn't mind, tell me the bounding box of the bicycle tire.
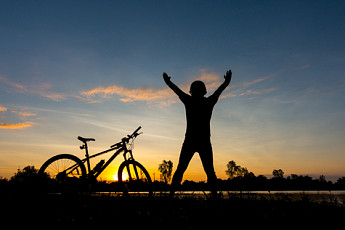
[118,160,152,196]
[39,154,87,181]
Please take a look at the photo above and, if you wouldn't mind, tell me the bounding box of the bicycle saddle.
[78,136,95,142]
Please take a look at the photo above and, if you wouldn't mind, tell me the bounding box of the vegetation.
[180,174,345,191]
[158,160,173,184]
[10,165,49,183]
[272,168,284,178]
[226,160,253,178]
[1,164,345,192]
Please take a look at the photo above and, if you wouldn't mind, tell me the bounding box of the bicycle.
[39,126,152,196]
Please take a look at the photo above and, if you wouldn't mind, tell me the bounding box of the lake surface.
[85,190,345,203]
[169,190,345,203]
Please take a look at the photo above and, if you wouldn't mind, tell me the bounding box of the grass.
[2,191,345,229]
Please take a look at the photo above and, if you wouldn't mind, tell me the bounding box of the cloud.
[0,122,35,130]
[81,84,176,106]
[0,75,66,101]
[222,75,276,99]
[238,88,277,96]
[10,110,37,117]
[33,82,66,101]
[196,71,223,92]
[79,70,276,106]
[242,76,269,88]
[0,105,38,130]
[0,105,7,112]
[80,71,224,106]
[0,75,27,92]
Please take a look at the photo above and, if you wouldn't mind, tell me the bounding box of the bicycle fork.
[124,150,140,181]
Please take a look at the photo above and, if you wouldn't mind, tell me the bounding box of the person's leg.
[198,143,217,197]
[170,143,194,197]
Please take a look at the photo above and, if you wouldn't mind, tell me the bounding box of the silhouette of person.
[163,70,232,197]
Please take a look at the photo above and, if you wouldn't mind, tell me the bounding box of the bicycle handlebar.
[130,126,141,138]
[110,126,142,148]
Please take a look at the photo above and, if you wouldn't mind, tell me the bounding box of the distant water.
[172,190,345,194]
[168,190,345,203]
[87,190,345,203]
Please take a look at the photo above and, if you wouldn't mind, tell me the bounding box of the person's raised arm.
[211,70,232,99]
[163,72,188,100]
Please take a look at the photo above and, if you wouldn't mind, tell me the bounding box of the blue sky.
[1,0,345,181]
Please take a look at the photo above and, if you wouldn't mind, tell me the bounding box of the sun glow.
[112,171,129,181]
[112,173,118,181]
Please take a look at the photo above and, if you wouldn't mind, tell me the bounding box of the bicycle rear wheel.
[118,160,152,197]
[39,154,86,182]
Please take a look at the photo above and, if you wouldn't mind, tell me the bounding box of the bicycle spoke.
[44,158,82,179]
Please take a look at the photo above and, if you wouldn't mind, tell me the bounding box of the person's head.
[190,80,207,97]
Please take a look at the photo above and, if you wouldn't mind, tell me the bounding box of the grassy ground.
[2,192,344,229]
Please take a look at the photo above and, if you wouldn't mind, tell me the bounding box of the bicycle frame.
[79,137,136,179]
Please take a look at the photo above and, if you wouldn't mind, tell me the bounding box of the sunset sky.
[1,0,345,181]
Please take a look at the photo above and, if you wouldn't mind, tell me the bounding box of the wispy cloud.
[0,105,38,130]
[79,70,276,106]
[33,82,66,101]
[0,105,7,112]
[81,85,174,103]
[222,74,277,99]
[10,110,37,117]
[0,122,35,130]
[238,88,277,96]
[242,76,269,88]
[0,75,27,92]
[0,75,66,101]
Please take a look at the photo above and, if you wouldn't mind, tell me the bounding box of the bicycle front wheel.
[39,154,86,181]
[118,160,152,196]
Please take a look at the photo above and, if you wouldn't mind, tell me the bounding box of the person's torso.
[183,96,216,139]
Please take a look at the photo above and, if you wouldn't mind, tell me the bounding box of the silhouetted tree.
[158,160,173,184]
[8,165,50,193]
[226,160,253,179]
[319,175,326,183]
[11,165,41,183]
[335,177,345,189]
[238,167,249,177]
[225,160,238,179]
[272,169,284,178]
[289,174,298,180]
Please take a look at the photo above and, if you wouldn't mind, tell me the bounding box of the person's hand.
[224,70,232,81]
[163,72,171,82]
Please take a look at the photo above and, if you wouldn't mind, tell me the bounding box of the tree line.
[158,160,345,191]
[1,162,345,192]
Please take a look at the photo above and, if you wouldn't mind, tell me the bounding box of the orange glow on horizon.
[112,171,129,182]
